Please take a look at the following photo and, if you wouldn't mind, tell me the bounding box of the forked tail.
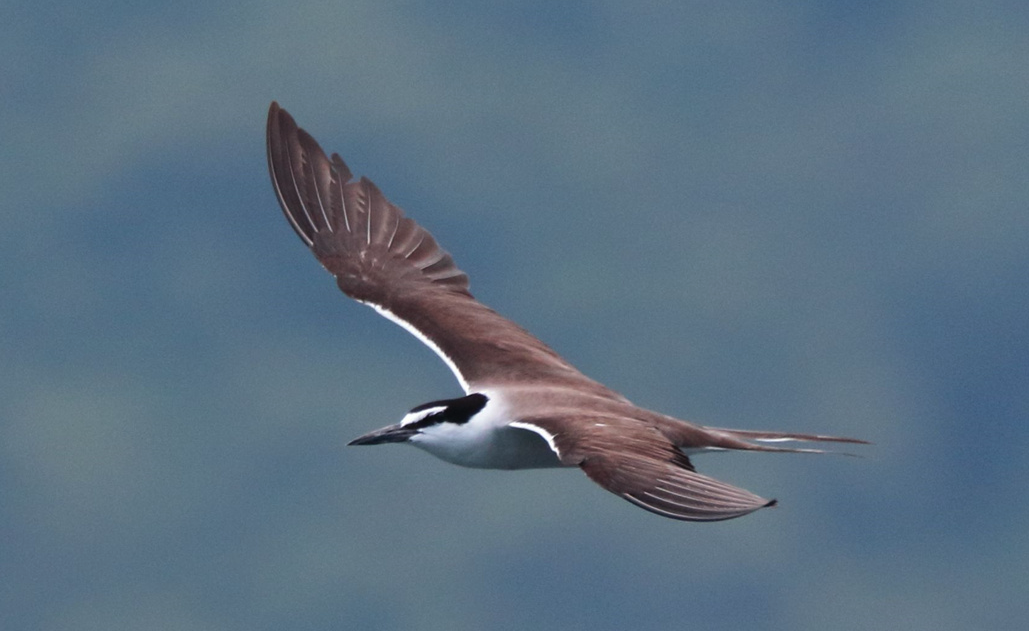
[704,427,871,456]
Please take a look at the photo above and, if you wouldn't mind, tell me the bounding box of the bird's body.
[266,102,867,522]
[397,390,563,470]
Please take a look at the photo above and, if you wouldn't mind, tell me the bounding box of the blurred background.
[2,1,1027,629]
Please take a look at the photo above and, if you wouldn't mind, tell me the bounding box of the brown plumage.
[267,102,868,522]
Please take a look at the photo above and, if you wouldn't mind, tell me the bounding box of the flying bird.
[266,102,867,522]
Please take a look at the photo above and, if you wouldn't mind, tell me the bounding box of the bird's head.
[347,393,489,446]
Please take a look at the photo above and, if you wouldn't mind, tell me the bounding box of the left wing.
[511,416,776,522]
[267,102,618,397]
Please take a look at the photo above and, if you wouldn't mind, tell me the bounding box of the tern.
[266,102,867,522]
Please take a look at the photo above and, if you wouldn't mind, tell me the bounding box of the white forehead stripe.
[400,406,447,427]
[509,422,561,458]
[357,299,470,392]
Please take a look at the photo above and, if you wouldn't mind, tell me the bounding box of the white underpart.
[357,299,470,392]
[410,392,564,470]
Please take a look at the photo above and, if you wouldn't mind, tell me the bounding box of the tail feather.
[711,428,869,444]
[705,427,870,457]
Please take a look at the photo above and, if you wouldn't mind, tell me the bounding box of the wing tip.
[621,491,774,522]
[266,101,319,247]
[580,449,780,522]
[266,102,473,298]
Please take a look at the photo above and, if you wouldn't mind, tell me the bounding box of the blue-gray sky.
[3,2,1027,630]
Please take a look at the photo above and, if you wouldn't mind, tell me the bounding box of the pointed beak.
[347,423,417,446]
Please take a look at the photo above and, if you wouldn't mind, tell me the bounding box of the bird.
[265,102,868,522]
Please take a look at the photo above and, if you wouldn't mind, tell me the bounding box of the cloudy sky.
[3,1,1027,630]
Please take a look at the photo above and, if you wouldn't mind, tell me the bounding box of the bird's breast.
[411,420,564,470]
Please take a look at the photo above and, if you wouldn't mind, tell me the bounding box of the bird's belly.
[415,425,565,470]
